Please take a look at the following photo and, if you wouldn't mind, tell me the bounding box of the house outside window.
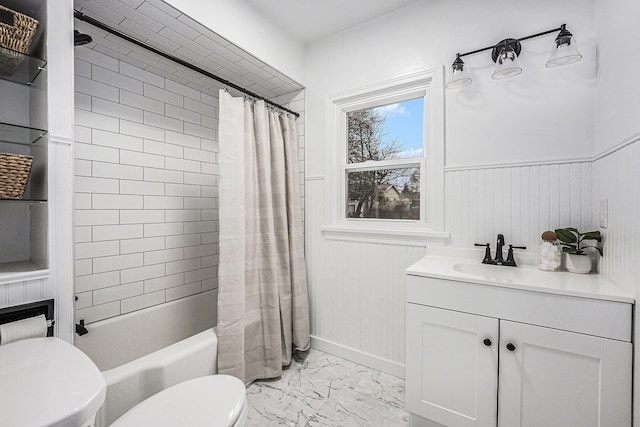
[324,69,447,245]
[346,97,423,220]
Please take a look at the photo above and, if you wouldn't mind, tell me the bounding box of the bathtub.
[75,290,218,426]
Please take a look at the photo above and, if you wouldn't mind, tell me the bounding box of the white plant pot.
[565,253,592,274]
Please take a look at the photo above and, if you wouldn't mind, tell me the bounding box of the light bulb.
[446,54,472,89]
[492,45,522,79]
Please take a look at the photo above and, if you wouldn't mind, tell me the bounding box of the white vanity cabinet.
[405,258,633,427]
[406,304,498,427]
[497,320,630,427]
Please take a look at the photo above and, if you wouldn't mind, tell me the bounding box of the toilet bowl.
[0,336,246,427]
[111,375,247,427]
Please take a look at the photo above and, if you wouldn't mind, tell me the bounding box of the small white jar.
[538,231,561,272]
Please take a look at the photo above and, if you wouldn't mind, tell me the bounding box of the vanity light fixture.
[446,23,582,89]
[491,41,522,79]
[546,24,582,67]
[446,54,472,89]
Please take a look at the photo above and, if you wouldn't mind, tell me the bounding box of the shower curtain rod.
[73,10,300,118]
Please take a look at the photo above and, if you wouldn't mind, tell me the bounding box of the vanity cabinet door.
[406,304,499,427]
[498,320,632,427]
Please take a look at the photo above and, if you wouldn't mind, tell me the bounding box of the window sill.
[321,225,450,246]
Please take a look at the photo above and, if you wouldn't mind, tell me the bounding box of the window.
[346,98,423,220]
[347,167,420,219]
[324,69,447,244]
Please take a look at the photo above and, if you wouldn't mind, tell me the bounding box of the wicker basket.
[0,153,33,199]
[0,5,38,54]
[0,5,39,76]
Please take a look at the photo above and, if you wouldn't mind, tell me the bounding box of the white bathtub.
[75,290,218,426]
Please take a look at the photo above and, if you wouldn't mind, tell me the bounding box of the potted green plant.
[554,228,603,274]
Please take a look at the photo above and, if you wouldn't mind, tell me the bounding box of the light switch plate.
[599,199,608,228]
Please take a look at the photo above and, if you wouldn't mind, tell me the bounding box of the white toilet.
[0,337,247,427]
[112,375,247,427]
[0,337,107,427]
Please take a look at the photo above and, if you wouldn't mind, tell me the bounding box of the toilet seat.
[112,375,247,427]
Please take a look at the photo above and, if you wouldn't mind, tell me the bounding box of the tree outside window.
[346,98,423,220]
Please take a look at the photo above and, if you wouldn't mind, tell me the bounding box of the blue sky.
[374,97,423,158]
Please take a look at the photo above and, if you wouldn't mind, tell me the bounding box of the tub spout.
[76,319,89,336]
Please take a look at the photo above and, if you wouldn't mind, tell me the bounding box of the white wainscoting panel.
[47,137,76,342]
[0,279,45,308]
[445,162,593,251]
[306,178,425,377]
[305,178,324,338]
[591,137,640,427]
[592,139,640,296]
[306,160,599,376]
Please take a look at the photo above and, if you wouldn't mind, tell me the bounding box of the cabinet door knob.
[506,343,516,352]
[483,338,492,347]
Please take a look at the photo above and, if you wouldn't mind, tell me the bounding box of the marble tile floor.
[246,349,410,426]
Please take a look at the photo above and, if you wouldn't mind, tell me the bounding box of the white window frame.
[323,68,449,246]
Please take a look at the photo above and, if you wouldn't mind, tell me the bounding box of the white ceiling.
[241,0,421,45]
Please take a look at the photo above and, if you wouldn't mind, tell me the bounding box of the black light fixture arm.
[456,24,565,59]
[73,10,300,118]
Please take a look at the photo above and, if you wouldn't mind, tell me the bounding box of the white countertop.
[406,248,634,304]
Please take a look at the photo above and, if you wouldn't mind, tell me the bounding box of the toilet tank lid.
[0,337,106,427]
[112,375,247,427]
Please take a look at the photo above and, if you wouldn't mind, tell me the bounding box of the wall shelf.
[0,122,48,145]
[0,47,47,86]
[0,199,47,203]
[0,261,49,286]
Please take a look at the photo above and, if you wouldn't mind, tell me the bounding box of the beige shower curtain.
[217,89,310,384]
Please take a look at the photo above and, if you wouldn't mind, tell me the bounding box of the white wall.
[164,0,305,85]
[595,0,640,155]
[306,0,596,174]
[304,0,597,374]
[594,0,640,300]
[592,141,640,425]
[73,48,220,324]
[594,0,640,423]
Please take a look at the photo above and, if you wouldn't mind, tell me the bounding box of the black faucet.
[474,243,495,264]
[495,234,505,263]
[75,319,89,336]
[475,234,526,266]
[503,244,527,266]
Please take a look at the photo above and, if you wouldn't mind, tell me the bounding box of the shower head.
[74,30,93,46]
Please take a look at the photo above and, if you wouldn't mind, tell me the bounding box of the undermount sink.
[452,262,547,282]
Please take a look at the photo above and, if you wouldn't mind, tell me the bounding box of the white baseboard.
[310,335,405,379]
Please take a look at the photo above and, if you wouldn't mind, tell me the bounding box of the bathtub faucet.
[75,319,89,336]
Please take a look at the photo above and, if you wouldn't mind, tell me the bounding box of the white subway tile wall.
[74,49,218,324]
[74,48,305,324]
